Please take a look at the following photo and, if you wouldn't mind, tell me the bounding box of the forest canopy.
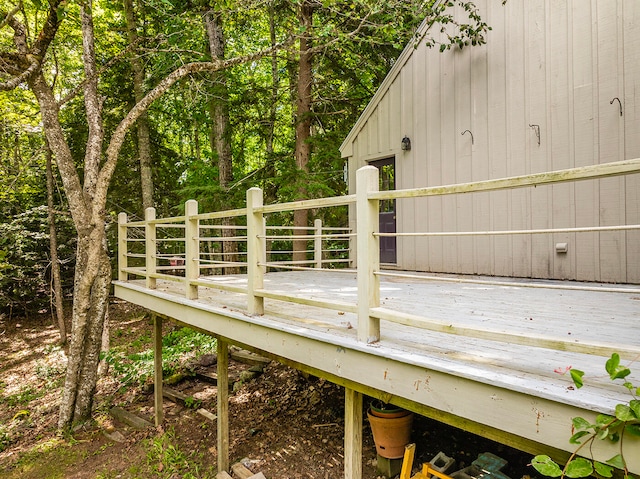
[1,0,494,430]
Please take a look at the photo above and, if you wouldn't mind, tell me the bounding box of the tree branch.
[94,36,295,216]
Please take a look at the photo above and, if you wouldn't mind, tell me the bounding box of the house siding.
[343,0,640,283]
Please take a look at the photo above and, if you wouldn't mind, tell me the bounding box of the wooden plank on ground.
[248,473,266,479]
[231,462,255,479]
[216,472,233,479]
[194,370,239,386]
[163,387,188,405]
[109,407,153,429]
[197,408,217,421]
[230,349,271,367]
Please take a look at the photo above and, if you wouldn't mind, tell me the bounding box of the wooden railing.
[118,158,640,357]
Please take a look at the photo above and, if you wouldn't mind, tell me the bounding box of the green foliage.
[1,386,39,407]
[102,327,217,387]
[142,428,210,478]
[532,354,639,479]
[0,424,11,452]
[0,206,76,317]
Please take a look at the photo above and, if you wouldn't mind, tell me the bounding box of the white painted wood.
[145,207,157,289]
[344,388,362,479]
[314,219,322,269]
[118,212,128,282]
[356,167,380,343]
[246,188,265,315]
[185,200,199,299]
[113,271,640,473]
[217,338,229,474]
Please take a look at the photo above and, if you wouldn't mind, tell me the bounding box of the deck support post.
[247,187,265,315]
[153,314,163,426]
[217,338,230,473]
[185,199,199,299]
[314,218,323,269]
[356,166,380,343]
[118,212,128,281]
[145,207,157,289]
[344,388,363,479]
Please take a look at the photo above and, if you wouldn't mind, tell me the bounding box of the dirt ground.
[0,302,539,478]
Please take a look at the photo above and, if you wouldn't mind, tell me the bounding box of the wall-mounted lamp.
[401,136,411,151]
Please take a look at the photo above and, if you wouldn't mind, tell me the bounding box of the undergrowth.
[102,326,217,387]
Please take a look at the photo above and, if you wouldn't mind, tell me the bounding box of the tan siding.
[624,0,640,283]
[507,0,531,278]
[345,0,639,284]
[413,41,429,269]
[426,34,445,272]
[440,33,459,271]
[597,1,626,282]
[573,0,600,281]
[487,2,511,277]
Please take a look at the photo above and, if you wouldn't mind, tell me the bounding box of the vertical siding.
[507,0,531,278]
[345,0,638,283]
[487,1,511,277]
[624,0,640,283]
[426,32,445,271]
[573,0,600,281]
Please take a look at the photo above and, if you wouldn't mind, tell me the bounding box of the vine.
[532,354,640,479]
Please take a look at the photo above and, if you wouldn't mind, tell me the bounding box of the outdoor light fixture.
[401,136,411,151]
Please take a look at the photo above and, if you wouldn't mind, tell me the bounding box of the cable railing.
[117,157,640,359]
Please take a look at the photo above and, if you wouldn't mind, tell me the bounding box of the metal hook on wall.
[610,97,623,117]
[529,124,541,146]
[461,129,474,145]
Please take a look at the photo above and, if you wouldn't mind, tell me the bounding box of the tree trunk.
[264,2,279,204]
[204,9,238,274]
[58,232,111,428]
[123,0,153,211]
[293,1,313,263]
[45,142,67,344]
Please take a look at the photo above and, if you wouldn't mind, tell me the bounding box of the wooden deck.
[114,269,640,474]
[114,160,640,477]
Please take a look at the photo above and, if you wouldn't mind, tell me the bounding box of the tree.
[1,0,495,431]
[123,0,154,211]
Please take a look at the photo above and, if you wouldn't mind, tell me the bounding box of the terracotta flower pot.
[367,407,413,459]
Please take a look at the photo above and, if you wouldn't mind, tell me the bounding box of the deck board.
[114,270,640,470]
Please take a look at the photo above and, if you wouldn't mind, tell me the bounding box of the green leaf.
[605,353,631,380]
[630,399,640,419]
[595,414,615,427]
[596,427,609,440]
[594,461,614,478]
[625,423,640,437]
[569,430,591,444]
[565,457,593,478]
[605,353,620,374]
[606,454,626,469]
[572,416,592,430]
[531,455,563,477]
[570,369,585,388]
[615,404,636,422]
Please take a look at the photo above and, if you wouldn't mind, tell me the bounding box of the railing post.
[356,166,380,343]
[118,212,128,282]
[145,207,157,289]
[247,188,265,315]
[185,199,199,299]
[314,218,323,269]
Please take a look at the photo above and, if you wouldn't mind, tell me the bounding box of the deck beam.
[344,388,363,479]
[113,280,640,472]
[217,338,230,473]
